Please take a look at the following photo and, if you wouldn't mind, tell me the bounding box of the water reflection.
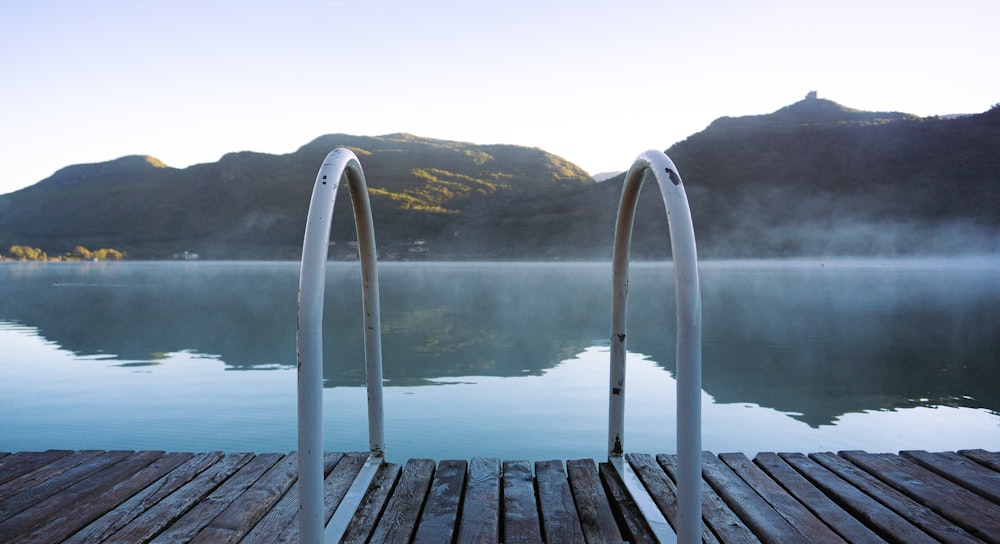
[696,261,1000,426]
[1,259,998,427]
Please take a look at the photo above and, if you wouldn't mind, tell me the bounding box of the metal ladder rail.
[609,150,702,544]
[297,148,385,544]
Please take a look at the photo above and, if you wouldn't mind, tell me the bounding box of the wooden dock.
[0,449,998,543]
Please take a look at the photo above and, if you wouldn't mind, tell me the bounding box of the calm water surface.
[1,259,998,461]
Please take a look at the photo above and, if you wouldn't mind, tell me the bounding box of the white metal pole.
[610,150,702,543]
[297,148,384,544]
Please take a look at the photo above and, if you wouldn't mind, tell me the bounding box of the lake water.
[1,259,999,462]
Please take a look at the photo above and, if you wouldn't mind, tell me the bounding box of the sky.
[1,0,997,195]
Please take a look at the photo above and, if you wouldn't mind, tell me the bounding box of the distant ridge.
[592,171,622,182]
[706,92,918,131]
[1,96,997,259]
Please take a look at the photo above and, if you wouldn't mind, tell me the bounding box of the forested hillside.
[1,96,997,259]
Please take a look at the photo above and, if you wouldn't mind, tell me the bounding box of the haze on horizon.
[1,0,997,195]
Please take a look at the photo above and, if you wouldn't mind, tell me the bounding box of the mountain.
[0,133,595,259]
[664,94,1000,256]
[1,96,998,260]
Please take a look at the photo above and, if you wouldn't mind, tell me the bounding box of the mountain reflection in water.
[1,259,998,451]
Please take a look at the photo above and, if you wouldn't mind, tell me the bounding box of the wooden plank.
[0,449,132,524]
[148,453,280,544]
[412,459,466,544]
[659,453,758,544]
[0,451,74,487]
[598,462,657,544]
[242,452,345,544]
[902,450,1000,505]
[535,459,585,544]
[342,462,402,544]
[0,450,103,502]
[367,458,435,543]
[566,458,623,544]
[841,450,1000,544]
[962,450,1000,473]
[702,453,808,544]
[0,450,159,542]
[101,451,252,544]
[631,453,719,543]
[625,453,689,542]
[324,454,384,543]
[718,452,842,543]
[810,451,983,544]
[780,452,936,544]
[64,451,224,544]
[18,451,192,544]
[321,452,370,521]
[188,452,299,544]
[457,457,501,544]
[753,453,887,544]
[502,460,544,544]
[623,454,678,524]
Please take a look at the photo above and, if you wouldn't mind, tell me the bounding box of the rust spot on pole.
[611,435,623,456]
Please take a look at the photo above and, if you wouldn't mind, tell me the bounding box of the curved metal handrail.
[609,150,702,543]
[297,148,384,544]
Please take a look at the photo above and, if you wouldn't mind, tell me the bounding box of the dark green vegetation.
[1,96,997,259]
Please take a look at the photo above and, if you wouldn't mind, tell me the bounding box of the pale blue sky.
[1,0,997,194]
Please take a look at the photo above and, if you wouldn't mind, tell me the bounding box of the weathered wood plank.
[188,452,299,544]
[780,452,936,544]
[457,457,501,544]
[703,453,808,544]
[0,450,103,502]
[535,459,585,544]
[502,460,544,544]
[148,452,280,544]
[0,450,132,524]
[411,459,466,544]
[342,462,402,544]
[321,452,370,518]
[718,452,841,544]
[367,458,435,543]
[242,452,346,544]
[0,451,74,487]
[841,450,1000,544]
[962,450,1000,473]
[659,453,758,544]
[64,451,224,544]
[810,451,983,544]
[18,451,191,544]
[598,461,657,544]
[625,453,684,542]
[566,458,622,544]
[101,451,252,544]
[753,452,887,544]
[902,450,1000,505]
[0,450,160,542]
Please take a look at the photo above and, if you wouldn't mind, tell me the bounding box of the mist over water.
[1,259,998,459]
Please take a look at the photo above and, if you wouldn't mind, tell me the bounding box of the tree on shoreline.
[3,245,126,261]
